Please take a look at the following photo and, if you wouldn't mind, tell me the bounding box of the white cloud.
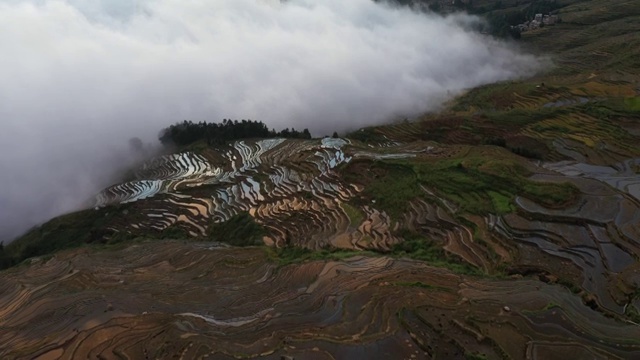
[0,0,543,241]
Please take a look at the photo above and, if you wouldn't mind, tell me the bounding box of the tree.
[159,120,322,146]
[302,129,312,139]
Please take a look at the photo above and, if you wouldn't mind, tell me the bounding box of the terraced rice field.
[40,133,640,326]
[2,242,639,359]
[93,137,403,250]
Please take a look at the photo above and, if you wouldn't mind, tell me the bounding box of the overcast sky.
[0,0,544,242]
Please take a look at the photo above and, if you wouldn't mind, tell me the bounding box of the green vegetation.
[344,161,421,220]
[452,82,513,111]
[185,139,210,153]
[266,246,375,266]
[465,352,490,360]
[340,202,365,226]
[558,277,582,294]
[483,0,563,38]
[159,119,312,147]
[252,171,271,184]
[624,97,640,111]
[543,302,561,310]
[414,155,577,212]
[207,212,267,246]
[342,150,578,220]
[487,191,515,213]
[579,100,640,120]
[394,281,451,292]
[484,107,567,126]
[159,225,191,240]
[626,305,640,324]
[362,163,421,219]
[0,203,206,270]
[391,232,482,275]
[266,222,486,275]
[268,238,483,275]
[0,206,135,270]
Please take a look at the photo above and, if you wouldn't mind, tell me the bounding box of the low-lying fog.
[0,0,543,242]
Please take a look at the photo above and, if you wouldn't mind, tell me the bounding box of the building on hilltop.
[512,13,559,33]
[543,14,558,25]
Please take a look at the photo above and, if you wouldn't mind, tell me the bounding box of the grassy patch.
[185,139,210,153]
[626,304,640,324]
[159,225,192,240]
[1,205,136,270]
[520,181,578,208]
[465,352,490,360]
[268,240,481,275]
[488,191,516,213]
[410,154,578,214]
[346,161,422,220]
[340,202,365,226]
[624,97,640,111]
[341,149,578,219]
[266,246,375,266]
[394,281,451,292]
[485,107,566,127]
[207,212,267,246]
[557,277,582,294]
[543,302,561,310]
[451,82,553,112]
[251,171,271,184]
[391,232,482,275]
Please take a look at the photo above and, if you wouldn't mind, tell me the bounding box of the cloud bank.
[0,0,542,242]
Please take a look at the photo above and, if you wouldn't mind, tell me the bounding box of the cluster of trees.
[159,119,312,146]
[0,242,13,269]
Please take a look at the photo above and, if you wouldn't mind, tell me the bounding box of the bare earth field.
[2,242,639,359]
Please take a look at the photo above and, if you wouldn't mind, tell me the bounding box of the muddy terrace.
[3,133,640,359]
[2,241,638,359]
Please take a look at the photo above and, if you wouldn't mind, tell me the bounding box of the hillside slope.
[1,0,639,358]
